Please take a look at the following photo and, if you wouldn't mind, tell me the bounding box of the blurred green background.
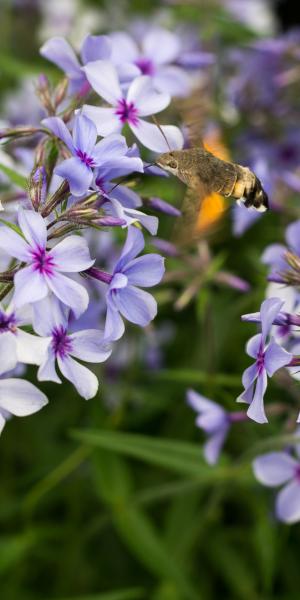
[1,1,300,599]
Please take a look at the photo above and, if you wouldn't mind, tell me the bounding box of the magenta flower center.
[75,149,95,167]
[256,345,265,375]
[115,99,139,126]
[31,246,56,276]
[294,465,300,483]
[135,57,155,75]
[51,325,73,358]
[0,311,17,334]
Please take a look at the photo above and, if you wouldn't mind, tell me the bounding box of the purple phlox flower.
[0,208,94,317]
[33,295,111,400]
[187,389,231,465]
[242,283,300,344]
[0,301,49,373]
[92,141,144,209]
[82,61,184,152]
[43,114,138,197]
[262,219,300,280]
[0,378,48,436]
[187,389,247,465]
[40,34,112,94]
[151,238,179,257]
[109,28,193,97]
[238,297,293,424]
[89,226,165,341]
[253,446,300,523]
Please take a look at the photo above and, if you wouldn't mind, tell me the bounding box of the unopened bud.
[29,166,47,210]
[146,196,181,217]
[54,77,69,108]
[84,267,112,284]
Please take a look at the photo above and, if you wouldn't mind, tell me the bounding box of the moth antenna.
[151,116,172,151]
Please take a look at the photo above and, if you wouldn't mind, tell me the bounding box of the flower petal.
[92,136,128,166]
[104,299,125,341]
[204,428,229,465]
[114,285,157,326]
[18,208,47,249]
[0,332,17,376]
[80,34,112,64]
[130,119,184,152]
[264,341,292,376]
[246,333,262,359]
[127,76,170,116]
[57,354,98,400]
[38,348,61,383]
[247,371,268,424]
[260,297,284,342]
[0,378,48,416]
[154,66,191,97]
[187,389,221,413]
[16,329,50,365]
[69,330,111,362]
[253,452,297,486]
[115,226,144,272]
[46,272,89,318]
[81,105,122,136]
[55,156,93,196]
[286,220,300,256]
[123,254,165,287]
[73,114,97,155]
[42,116,75,152]
[40,37,80,77]
[83,60,122,104]
[32,295,69,336]
[14,265,49,307]
[143,28,180,65]
[276,479,300,523]
[110,31,138,64]
[0,226,31,262]
[50,235,94,272]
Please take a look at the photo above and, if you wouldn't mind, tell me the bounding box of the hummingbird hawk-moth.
[155,147,269,243]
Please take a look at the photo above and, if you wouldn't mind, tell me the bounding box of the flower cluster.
[0,24,209,435]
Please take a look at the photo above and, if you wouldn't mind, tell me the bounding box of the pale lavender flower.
[187,389,230,464]
[87,227,165,341]
[0,378,48,435]
[34,296,111,400]
[100,197,158,236]
[40,34,112,94]
[82,61,184,152]
[253,449,300,523]
[109,28,192,97]
[0,302,49,372]
[239,297,293,423]
[43,115,142,196]
[187,389,247,465]
[0,208,94,317]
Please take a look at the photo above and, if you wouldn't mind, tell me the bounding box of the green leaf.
[92,452,199,600]
[53,588,144,600]
[152,369,241,387]
[72,429,250,482]
[0,162,27,190]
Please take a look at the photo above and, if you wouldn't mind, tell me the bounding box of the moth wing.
[172,178,226,245]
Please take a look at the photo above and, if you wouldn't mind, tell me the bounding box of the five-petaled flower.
[87,227,165,341]
[253,448,300,524]
[0,208,94,317]
[187,389,247,465]
[81,61,184,152]
[43,114,142,196]
[238,297,293,424]
[34,296,111,400]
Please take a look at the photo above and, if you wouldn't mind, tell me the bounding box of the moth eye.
[168,160,177,169]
